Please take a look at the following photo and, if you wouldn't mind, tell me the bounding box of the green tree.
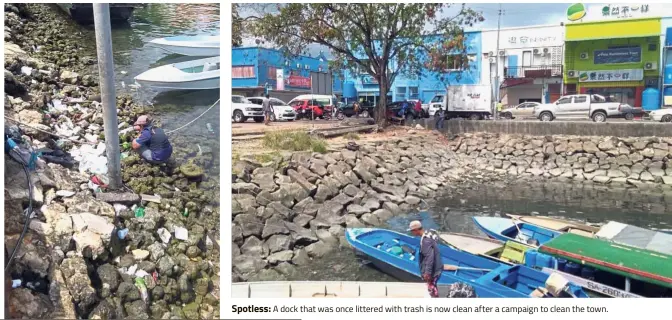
[247,4,483,126]
[232,3,243,47]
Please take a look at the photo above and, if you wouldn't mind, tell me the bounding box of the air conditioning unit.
[488,51,495,57]
[533,48,541,55]
[579,52,589,60]
[644,62,657,70]
[304,64,310,70]
[498,50,507,56]
[543,47,550,54]
[489,57,496,63]
[567,70,579,78]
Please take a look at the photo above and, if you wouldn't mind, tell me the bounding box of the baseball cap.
[134,115,150,126]
[408,220,422,231]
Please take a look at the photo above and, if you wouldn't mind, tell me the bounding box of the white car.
[648,109,672,122]
[232,95,264,123]
[247,97,296,121]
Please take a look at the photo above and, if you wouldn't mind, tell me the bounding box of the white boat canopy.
[595,221,672,255]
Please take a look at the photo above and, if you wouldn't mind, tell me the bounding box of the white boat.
[134,56,220,90]
[148,35,219,57]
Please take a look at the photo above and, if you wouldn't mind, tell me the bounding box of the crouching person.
[132,115,173,164]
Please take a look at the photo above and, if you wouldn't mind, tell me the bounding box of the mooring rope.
[164,98,220,135]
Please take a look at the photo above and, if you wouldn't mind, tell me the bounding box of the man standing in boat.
[132,115,173,164]
[262,94,273,126]
[409,220,442,298]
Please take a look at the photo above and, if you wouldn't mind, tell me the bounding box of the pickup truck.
[232,95,264,123]
[533,94,640,122]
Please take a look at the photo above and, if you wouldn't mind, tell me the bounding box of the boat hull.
[148,36,219,57]
[57,4,137,24]
[134,56,220,90]
[135,77,219,90]
[346,228,588,298]
[473,216,561,247]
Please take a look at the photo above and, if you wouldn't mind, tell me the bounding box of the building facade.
[339,31,482,106]
[231,47,335,102]
[481,25,565,107]
[563,17,662,108]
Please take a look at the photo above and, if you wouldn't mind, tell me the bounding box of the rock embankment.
[232,134,455,282]
[449,133,672,186]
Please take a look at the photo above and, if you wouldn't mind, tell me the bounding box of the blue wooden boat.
[345,228,589,298]
[473,216,562,247]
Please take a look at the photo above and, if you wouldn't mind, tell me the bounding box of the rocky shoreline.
[232,129,672,281]
[5,4,219,319]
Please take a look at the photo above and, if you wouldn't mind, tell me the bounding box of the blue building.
[340,31,483,105]
[232,47,336,102]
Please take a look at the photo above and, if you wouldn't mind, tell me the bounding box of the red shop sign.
[286,75,311,88]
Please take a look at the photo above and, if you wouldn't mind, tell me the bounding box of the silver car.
[500,102,540,119]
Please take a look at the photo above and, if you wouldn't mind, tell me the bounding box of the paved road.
[232,119,345,135]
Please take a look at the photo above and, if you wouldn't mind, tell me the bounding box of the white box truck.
[428,85,492,120]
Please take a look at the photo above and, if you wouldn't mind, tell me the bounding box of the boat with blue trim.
[345,228,589,298]
[472,216,562,247]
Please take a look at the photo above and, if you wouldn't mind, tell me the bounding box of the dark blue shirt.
[419,229,443,278]
[136,126,172,162]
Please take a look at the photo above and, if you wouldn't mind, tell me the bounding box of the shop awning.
[501,78,533,88]
[565,18,661,41]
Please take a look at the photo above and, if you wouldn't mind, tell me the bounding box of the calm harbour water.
[291,180,672,282]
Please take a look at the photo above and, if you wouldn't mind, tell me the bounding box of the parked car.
[408,99,430,118]
[247,97,296,121]
[533,94,638,122]
[337,101,375,119]
[387,101,421,121]
[500,102,541,119]
[287,94,339,111]
[648,109,672,122]
[231,95,264,123]
[289,99,334,120]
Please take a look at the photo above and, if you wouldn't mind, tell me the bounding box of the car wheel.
[360,110,370,118]
[662,115,672,123]
[270,114,277,122]
[468,113,481,121]
[502,112,512,119]
[592,111,607,123]
[624,113,635,121]
[233,110,246,123]
[539,111,553,122]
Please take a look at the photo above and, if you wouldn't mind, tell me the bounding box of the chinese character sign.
[578,69,644,82]
[598,4,652,19]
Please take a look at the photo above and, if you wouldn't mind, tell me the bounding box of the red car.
[289,99,333,120]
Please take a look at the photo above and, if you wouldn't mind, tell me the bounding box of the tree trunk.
[375,76,389,127]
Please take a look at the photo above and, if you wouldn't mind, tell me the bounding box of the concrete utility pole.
[493,4,503,119]
[93,4,122,189]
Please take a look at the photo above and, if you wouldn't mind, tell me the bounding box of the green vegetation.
[262,130,327,153]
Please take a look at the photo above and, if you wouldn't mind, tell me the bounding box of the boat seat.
[203,62,217,71]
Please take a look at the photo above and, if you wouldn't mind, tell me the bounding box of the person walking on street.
[409,220,442,298]
[353,101,361,117]
[496,100,503,119]
[435,106,446,130]
[262,94,274,125]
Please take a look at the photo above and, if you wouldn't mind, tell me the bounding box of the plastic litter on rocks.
[157,228,171,244]
[174,226,188,241]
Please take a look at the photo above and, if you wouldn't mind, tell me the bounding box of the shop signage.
[594,47,641,64]
[507,35,559,46]
[578,69,644,82]
[568,3,657,22]
[601,4,649,19]
[286,75,311,88]
[276,69,285,91]
[361,75,378,85]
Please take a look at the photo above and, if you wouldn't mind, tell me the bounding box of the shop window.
[268,66,278,78]
[232,66,255,78]
[395,87,406,101]
[409,87,419,100]
[522,51,532,67]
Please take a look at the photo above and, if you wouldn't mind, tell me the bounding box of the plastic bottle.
[117,228,129,240]
[135,277,149,304]
[183,208,189,217]
[206,123,214,133]
[134,207,145,218]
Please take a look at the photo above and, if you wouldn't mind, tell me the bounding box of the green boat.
[539,233,672,297]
